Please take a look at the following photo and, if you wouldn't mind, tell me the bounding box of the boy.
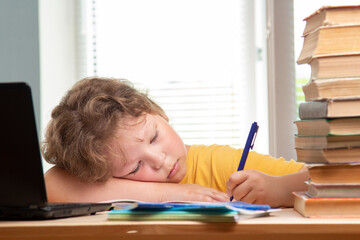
[42,77,308,207]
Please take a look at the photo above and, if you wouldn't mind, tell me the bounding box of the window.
[78,0,269,151]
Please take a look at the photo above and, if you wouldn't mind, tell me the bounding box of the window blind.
[135,80,245,146]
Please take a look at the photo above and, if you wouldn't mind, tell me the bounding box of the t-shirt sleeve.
[244,151,304,176]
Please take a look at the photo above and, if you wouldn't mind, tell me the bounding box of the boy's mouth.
[167,160,179,179]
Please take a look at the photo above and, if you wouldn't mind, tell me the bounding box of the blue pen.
[230,122,259,202]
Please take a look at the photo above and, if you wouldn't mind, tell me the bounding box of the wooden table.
[1,208,360,240]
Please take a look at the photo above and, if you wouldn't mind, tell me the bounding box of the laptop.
[0,82,111,220]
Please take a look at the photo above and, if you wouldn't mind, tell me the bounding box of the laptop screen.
[0,83,47,207]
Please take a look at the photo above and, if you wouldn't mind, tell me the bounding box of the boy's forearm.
[96,178,228,203]
[98,180,187,203]
[45,167,228,203]
[279,166,309,207]
[45,167,167,202]
[98,178,168,202]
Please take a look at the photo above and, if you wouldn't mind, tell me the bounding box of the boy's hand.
[226,169,285,207]
[226,167,309,207]
[160,184,229,203]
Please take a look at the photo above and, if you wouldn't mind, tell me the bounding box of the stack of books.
[294,5,360,218]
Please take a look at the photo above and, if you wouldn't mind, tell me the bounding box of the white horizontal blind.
[79,0,263,148]
[136,80,244,146]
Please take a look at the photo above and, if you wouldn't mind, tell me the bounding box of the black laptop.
[0,82,111,220]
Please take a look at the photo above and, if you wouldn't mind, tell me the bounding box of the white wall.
[0,0,40,131]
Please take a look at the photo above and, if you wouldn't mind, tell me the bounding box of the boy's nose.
[148,151,166,170]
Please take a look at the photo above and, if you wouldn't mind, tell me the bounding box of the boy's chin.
[169,173,186,183]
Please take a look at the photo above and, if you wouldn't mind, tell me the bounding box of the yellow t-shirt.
[179,144,304,193]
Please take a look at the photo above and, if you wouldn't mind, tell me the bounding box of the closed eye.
[129,161,142,175]
[150,131,158,144]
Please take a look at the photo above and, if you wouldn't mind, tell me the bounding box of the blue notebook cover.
[112,201,271,212]
[108,201,275,221]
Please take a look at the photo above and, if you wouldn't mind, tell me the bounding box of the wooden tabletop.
[1,208,360,240]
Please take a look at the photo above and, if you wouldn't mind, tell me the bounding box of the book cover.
[294,118,360,136]
[294,134,360,149]
[293,191,360,218]
[306,181,360,198]
[111,200,271,211]
[108,210,239,222]
[302,77,360,101]
[310,54,360,79]
[303,5,360,36]
[107,201,274,222]
[307,163,360,184]
[296,148,360,164]
[297,25,360,65]
[299,99,360,119]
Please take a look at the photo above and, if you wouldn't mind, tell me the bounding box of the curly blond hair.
[41,77,167,182]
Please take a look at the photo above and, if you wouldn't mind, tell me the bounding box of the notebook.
[0,82,111,220]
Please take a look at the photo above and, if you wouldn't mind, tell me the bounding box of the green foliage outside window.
[295,78,308,119]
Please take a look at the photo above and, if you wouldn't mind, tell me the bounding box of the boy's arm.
[226,166,309,207]
[274,166,309,207]
[45,166,228,203]
[275,166,309,207]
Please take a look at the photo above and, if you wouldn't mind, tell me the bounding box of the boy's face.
[106,114,187,183]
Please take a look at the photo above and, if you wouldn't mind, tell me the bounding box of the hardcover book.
[297,25,360,65]
[302,77,360,101]
[299,99,360,119]
[306,163,360,184]
[303,5,360,36]
[293,191,360,218]
[296,148,360,164]
[294,134,360,149]
[310,54,360,79]
[294,118,360,136]
[306,181,360,198]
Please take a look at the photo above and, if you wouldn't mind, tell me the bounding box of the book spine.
[299,101,328,119]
